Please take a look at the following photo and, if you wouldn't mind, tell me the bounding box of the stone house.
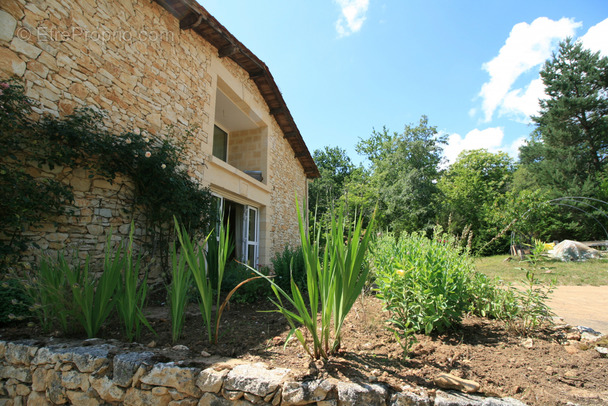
[0,0,319,272]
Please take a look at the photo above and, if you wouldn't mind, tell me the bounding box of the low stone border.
[0,339,526,405]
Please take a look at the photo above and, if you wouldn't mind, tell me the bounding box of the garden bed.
[2,296,607,405]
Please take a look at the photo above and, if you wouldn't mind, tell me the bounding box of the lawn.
[475,255,608,286]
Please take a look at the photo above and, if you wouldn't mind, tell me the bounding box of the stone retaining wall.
[0,339,526,406]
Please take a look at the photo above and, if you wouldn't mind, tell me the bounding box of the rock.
[54,345,113,373]
[224,363,290,397]
[6,342,37,365]
[196,367,229,393]
[520,338,533,349]
[140,363,201,398]
[0,47,26,77]
[434,390,527,406]
[90,375,126,403]
[0,365,32,383]
[336,381,388,406]
[198,392,232,406]
[594,346,607,357]
[124,387,172,406]
[113,351,155,387]
[0,10,17,42]
[390,390,432,405]
[565,331,581,341]
[172,345,189,352]
[433,373,480,393]
[200,350,211,357]
[282,378,337,405]
[564,345,579,355]
[147,341,157,348]
[577,326,602,341]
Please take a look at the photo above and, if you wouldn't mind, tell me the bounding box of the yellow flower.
[396,269,405,277]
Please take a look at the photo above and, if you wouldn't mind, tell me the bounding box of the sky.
[200,1,608,167]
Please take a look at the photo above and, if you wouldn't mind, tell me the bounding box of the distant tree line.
[308,39,608,255]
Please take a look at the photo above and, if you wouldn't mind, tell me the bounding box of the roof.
[153,0,320,178]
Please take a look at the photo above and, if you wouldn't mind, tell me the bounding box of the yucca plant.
[249,197,375,359]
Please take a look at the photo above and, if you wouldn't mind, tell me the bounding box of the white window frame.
[243,205,259,268]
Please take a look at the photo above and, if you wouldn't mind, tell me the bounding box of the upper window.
[212,125,228,162]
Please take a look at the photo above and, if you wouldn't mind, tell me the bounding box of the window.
[212,194,259,267]
[212,125,228,162]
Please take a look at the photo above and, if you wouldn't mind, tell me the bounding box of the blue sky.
[201,1,608,167]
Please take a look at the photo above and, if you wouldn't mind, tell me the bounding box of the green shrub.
[0,278,32,325]
[271,246,306,294]
[372,228,520,353]
[221,261,273,303]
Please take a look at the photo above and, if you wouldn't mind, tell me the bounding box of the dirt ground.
[2,295,607,406]
[549,285,608,334]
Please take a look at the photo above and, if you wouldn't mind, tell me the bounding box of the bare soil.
[2,296,607,405]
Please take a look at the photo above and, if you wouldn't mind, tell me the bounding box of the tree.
[308,146,354,220]
[357,116,447,235]
[519,38,608,241]
[437,149,515,253]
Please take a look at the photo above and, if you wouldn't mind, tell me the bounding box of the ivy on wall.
[0,78,214,272]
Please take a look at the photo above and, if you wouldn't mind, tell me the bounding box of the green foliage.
[270,245,306,294]
[0,278,32,325]
[511,240,555,335]
[70,232,123,338]
[116,225,152,342]
[308,146,355,218]
[173,219,233,344]
[437,149,515,254]
[18,229,152,338]
[169,242,193,342]
[357,116,446,235]
[221,261,272,303]
[372,229,519,354]
[0,79,73,269]
[249,198,375,359]
[0,77,213,273]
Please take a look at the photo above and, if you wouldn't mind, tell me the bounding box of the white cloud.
[500,78,547,123]
[478,17,581,122]
[335,0,369,37]
[443,127,525,166]
[580,18,608,56]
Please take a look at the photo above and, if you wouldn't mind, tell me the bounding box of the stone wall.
[268,120,308,253]
[0,338,528,406]
[0,0,309,273]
